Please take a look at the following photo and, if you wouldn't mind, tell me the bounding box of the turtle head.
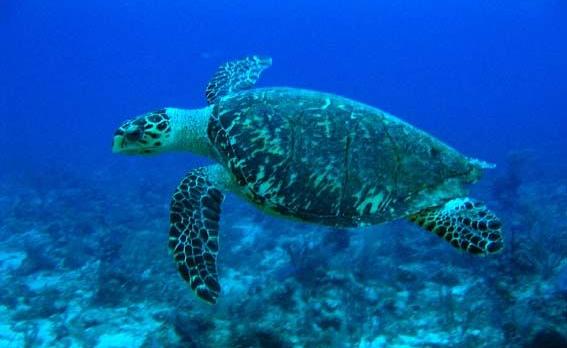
[112,107,214,156]
[112,109,172,155]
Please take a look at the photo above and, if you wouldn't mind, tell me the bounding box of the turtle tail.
[469,157,496,170]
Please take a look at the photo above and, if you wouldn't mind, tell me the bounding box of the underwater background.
[1,0,566,347]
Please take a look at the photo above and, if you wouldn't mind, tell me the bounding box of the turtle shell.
[207,88,480,227]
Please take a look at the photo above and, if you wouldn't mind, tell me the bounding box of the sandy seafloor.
[0,155,565,348]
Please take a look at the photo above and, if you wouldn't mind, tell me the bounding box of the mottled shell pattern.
[207,87,480,227]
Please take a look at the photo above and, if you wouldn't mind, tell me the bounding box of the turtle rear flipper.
[409,198,503,255]
[169,166,227,304]
[205,55,272,104]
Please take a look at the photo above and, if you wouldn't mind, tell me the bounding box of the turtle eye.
[125,127,143,141]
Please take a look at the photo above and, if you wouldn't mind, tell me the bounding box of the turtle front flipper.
[409,198,503,255]
[169,166,226,304]
[205,55,272,104]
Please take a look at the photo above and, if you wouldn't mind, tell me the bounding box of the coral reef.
[0,154,565,347]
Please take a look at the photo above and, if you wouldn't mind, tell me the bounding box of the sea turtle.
[112,56,503,304]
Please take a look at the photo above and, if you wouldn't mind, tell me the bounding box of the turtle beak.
[112,123,157,155]
[112,131,126,154]
[112,125,144,154]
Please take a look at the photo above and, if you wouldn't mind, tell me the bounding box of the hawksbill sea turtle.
[112,56,503,304]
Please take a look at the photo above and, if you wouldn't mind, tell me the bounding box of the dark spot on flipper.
[487,242,502,253]
[169,224,182,237]
[203,208,219,221]
[205,220,219,230]
[168,240,177,249]
[471,236,481,245]
[204,276,221,293]
[170,213,182,224]
[207,240,219,252]
[467,245,483,254]
[198,229,208,241]
[178,265,190,281]
[190,277,203,291]
[488,220,502,229]
[424,221,436,230]
[196,287,217,304]
[202,197,218,211]
[203,252,215,264]
[488,233,500,241]
[173,244,184,254]
[191,239,203,248]
[187,258,196,268]
[208,189,223,203]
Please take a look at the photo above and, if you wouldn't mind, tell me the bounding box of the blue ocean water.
[1,1,566,347]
